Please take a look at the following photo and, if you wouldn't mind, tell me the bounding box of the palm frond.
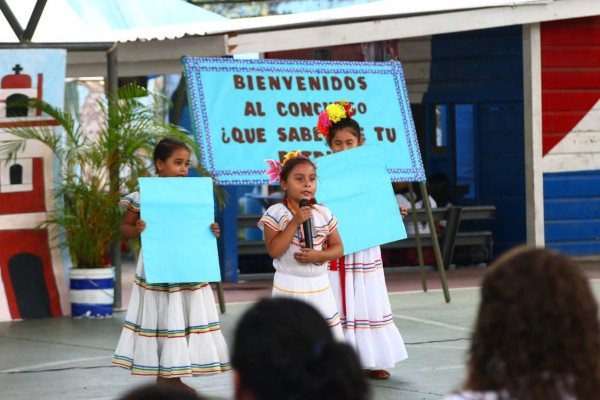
[2,123,65,163]
[0,83,227,267]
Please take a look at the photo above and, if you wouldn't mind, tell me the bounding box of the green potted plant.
[1,83,216,317]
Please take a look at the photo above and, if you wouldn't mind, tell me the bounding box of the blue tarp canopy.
[0,0,228,77]
[66,0,225,31]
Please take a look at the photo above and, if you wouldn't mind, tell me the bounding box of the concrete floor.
[2,262,599,400]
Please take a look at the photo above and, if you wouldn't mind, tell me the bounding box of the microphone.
[299,199,313,249]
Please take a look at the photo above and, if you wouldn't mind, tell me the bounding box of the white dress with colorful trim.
[112,192,230,378]
[258,203,344,341]
[329,246,408,369]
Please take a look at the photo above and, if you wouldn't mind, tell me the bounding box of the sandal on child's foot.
[368,369,391,380]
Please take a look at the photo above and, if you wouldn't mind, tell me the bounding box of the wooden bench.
[237,214,268,255]
[381,205,495,269]
[237,205,495,270]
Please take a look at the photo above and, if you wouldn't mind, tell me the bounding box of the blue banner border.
[183,57,425,184]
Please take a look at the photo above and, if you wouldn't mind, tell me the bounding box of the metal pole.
[0,0,24,39]
[171,73,186,126]
[22,0,47,41]
[107,44,119,103]
[1,42,114,50]
[407,182,427,292]
[420,181,451,302]
[107,44,122,310]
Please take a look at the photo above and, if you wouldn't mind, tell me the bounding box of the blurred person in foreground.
[231,298,369,400]
[118,384,204,400]
[442,246,600,400]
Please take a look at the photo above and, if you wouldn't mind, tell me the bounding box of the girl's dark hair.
[428,172,451,207]
[279,156,316,183]
[153,137,189,168]
[397,182,424,203]
[326,117,362,146]
[466,246,600,400]
[231,298,369,400]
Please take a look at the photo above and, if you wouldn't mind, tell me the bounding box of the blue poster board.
[183,57,425,184]
[316,144,407,254]
[139,177,221,283]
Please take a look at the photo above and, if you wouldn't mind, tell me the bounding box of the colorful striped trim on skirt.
[341,260,383,273]
[326,312,341,328]
[134,275,209,292]
[122,320,222,338]
[112,355,231,377]
[341,314,395,330]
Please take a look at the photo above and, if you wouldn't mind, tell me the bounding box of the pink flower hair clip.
[264,150,306,184]
[264,159,282,184]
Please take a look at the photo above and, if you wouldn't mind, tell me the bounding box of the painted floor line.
[0,355,112,374]
[409,344,469,350]
[388,286,481,296]
[393,313,470,332]
[386,277,600,296]
[224,280,600,304]
[222,284,484,305]
[407,365,464,373]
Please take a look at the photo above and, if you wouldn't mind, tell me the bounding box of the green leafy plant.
[1,83,221,268]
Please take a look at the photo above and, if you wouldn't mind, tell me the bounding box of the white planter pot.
[69,267,114,318]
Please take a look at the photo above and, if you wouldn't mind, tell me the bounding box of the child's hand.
[136,219,146,234]
[210,222,220,238]
[294,204,313,225]
[399,205,408,218]
[293,248,323,265]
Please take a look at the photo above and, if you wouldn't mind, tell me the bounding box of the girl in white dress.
[258,151,345,340]
[112,137,230,394]
[316,100,408,379]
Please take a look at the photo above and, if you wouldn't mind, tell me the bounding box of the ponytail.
[304,341,369,400]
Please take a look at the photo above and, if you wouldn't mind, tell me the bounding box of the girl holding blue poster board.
[317,101,408,380]
[258,152,345,340]
[112,138,230,394]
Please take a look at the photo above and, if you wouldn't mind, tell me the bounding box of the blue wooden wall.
[544,170,600,255]
[423,26,527,257]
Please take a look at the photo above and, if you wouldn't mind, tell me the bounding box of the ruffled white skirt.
[272,271,344,341]
[112,254,230,377]
[329,246,408,369]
